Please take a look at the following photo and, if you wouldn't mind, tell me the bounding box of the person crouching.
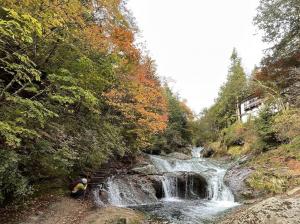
[70,178,88,199]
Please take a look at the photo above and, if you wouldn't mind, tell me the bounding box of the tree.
[254,0,300,107]
[149,86,193,154]
[254,0,300,59]
[104,58,168,151]
[193,49,248,146]
[214,49,247,128]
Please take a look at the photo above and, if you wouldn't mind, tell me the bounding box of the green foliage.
[48,69,99,113]
[191,109,219,146]
[272,109,300,142]
[0,150,31,205]
[284,136,300,161]
[246,136,300,194]
[0,2,191,206]
[247,169,287,194]
[150,86,192,154]
[192,49,247,146]
[27,139,78,180]
[75,121,127,170]
[0,8,56,150]
[214,49,248,128]
[254,0,300,58]
[252,106,278,151]
[221,122,245,147]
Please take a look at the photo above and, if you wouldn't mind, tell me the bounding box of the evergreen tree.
[194,49,247,145]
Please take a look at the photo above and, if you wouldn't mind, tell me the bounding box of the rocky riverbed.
[3,150,300,224]
[219,187,300,224]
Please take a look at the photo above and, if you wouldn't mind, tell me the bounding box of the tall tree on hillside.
[192,49,248,146]
[254,0,300,59]
[254,0,300,107]
[215,49,247,128]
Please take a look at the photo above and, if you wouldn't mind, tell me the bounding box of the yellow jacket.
[72,183,87,193]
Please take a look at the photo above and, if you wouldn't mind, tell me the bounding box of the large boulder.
[107,175,159,205]
[147,175,164,199]
[131,164,158,175]
[224,165,257,201]
[220,193,300,224]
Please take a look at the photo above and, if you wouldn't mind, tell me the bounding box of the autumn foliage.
[0,0,195,205]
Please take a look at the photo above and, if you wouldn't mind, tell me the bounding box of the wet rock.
[224,165,256,201]
[166,152,192,160]
[131,164,158,175]
[108,175,159,205]
[179,146,193,155]
[147,175,164,199]
[202,148,215,158]
[99,190,109,203]
[176,172,208,199]
[220,194,300,224]
[91,187,106,208]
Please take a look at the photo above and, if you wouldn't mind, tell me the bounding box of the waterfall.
[207,168,234,202]
[149,151,235,203]
[192,147,204,158]
[107,176,159,206]
[91,186,105,207]
[105,148,238,223]
[160,175,177,199]
[107,177,123,206]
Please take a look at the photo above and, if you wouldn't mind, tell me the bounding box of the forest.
[0,0,193,205]
[0,0,299,223]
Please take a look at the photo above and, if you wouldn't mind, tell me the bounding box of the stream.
[105,148,238,223]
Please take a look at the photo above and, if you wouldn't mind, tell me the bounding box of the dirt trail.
[13,196,146,224]
[20,197,90,224]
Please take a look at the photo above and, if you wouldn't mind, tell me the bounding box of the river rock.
[220,193,300,224]
[131,164,158,175]
[166,152,192,160]
[147,175,164,198]
[224,165,256,201]
[176,172,208,198]
[107,175,159,205]
[202,148,215,158]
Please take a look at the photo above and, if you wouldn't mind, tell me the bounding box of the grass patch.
[246,169,287,194]
[246,139,300,194]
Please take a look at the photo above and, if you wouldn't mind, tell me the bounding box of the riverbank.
[219,187,300,224]
[2,149,300,224]
[0,195,147,224]
[3,187,300,224]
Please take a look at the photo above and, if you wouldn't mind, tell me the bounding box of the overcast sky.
[127,0,268,114]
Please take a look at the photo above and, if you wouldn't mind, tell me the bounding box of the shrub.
[207,141,226,156]
[0,150,31,206]
[221,122,245,147]
[246,169,287,194]
[252,106,278,151]
[272,109,300,142]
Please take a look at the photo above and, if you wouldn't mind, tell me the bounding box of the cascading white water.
[191,147,204,158]
[106,148,238,223]
[160,175,178,199]
[150,153,235,203]
[107,177,123,206]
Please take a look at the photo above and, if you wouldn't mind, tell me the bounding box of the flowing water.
[106,148,238,223]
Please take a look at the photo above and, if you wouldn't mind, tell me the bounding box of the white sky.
[127,0,268,114]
